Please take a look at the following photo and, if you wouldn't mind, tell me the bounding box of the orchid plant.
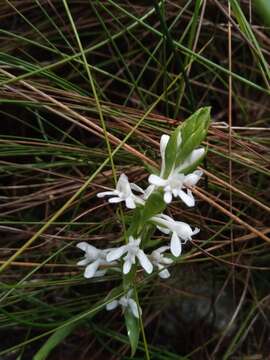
[76,107,211,355]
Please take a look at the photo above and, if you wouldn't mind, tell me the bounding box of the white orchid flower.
[149,169,202,206]
[149,246,173,279]
[97,173,145,209]
[152,214,200,257]
[149,134,204,205]
[106,236,153,275]
[106,290,142,319]
[77,242,114,279]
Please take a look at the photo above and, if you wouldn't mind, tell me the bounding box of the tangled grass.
[0,1,270,359]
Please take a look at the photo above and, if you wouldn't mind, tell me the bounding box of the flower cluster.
[77,132,204,317]
[74,107,210,357]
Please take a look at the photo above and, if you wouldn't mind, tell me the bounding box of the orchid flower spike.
[77,242,114,278]
[106,236,153,275]
[149,246,173,279]
[97,173,145,209]
[106,290,142,319]
[152,214,200,257]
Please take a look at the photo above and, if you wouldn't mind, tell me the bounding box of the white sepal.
[106,290,142,319]
[171,231,181,257]
[77,242,113,279]
[106,300,118,311]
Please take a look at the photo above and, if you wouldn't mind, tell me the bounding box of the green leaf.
[33,323,77,360]
[124,307,140,357]
[33,287,123,360]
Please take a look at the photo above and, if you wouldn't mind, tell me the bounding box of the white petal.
[106,300,119,311]
[84,259,100,278]
[177,148,205,172]
[164,191,172,204]
[172,188,179,197]
[77,242,90,251]
[108,197,122,203]
[132,237,141,246]
[162,257,173,265]
[119,173,128,181]
[143,184,155,200]
[130,183,144,194]
[97,191,115,198]
[188,189,196,204]
[128,299,141,319]
[189,148,205,164]
[193,227,200,236]
[123,259,132,274]
[155,246,170,254]
[160,134,170,157]
[117,174,129,192]
[156,213,174,223]
[157,225,170,235]
[159,268,170,279]
[117,173,128,184]
[184,171,203,187]
[160,135,169,176]
[85,244,99,258]
[174,221,193,241]
[77,259,89,266]
[148,174,167,187]
[125,196,136,209]
[171,231,182,257]
[106,246,126,262]
[94,269,107,277]
[128,235,135,243]
[194,169,204,177]
[178,189,195,207]
[137,250,153,274]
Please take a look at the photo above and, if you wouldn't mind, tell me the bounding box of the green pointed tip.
[197,106,211,127]
[174,107,211,166]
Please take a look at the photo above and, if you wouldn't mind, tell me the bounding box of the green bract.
[163,107,211,178]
